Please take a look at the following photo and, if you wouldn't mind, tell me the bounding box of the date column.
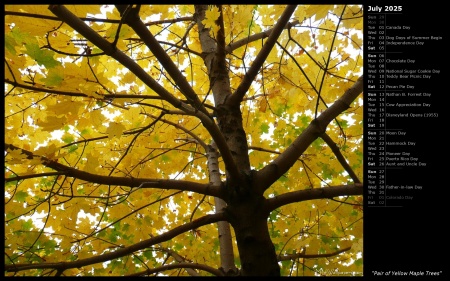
[366,12,386,206]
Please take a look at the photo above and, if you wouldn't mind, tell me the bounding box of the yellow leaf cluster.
[106,122,127,139]
[5,5,56,36]
[202,6,220,37]
[4,4,363,276]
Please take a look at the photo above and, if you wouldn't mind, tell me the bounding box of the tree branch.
[278,246,352,261]
[126,262,224,276]
[4,11,193,26]
[5,172,65,182]
[321,133,361,184]
[145,113,209,151]
[5,143,225,199]
[47,5,185,110]
[224,20,300,54]
[4,212,226,273]
[5,78,161,100]
[255,76,363,192]
[48,5,238,184]
[264,184,363,213]
[115,5,210,117]
[147,235,200,276]
[226,5,297,107]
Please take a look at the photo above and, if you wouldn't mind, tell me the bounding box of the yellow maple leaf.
[120,71,137,85]
[34,143,59,159]
[306,5,334,20]
[36,115,68,132]
[259,98,267,112]
[201,6,220,36]
[90,109,106,128]
[351,33,363,49]
[106,122,126,139]
[46,99,84,117]
[5,147,28,164]
[84,152,100,173]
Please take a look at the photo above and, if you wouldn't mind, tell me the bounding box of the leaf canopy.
[5,4,363,276]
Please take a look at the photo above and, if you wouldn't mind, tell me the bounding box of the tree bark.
[225,189,280,276]
[208,143,238,275]
[233,217,279,276]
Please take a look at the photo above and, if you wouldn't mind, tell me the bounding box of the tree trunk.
[233,217,280,276]
[226,189,280,276]
[195,5,280,276]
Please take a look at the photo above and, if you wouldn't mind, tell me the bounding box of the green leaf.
[320,163,334,180]
[108,232,118,243]
[62,135,75,144]
[354,258,363,267]
[110,259,122,271]
[10,27,35,46]
[277,175,288,183]
[260,123,270,134]
[43,240,58,254]
[5,34,17,55]
[80,128,90,136]
[143,250,153,260]
[174,243,184,251]
[40,69,64,86]
[161,154,170,162]
[270,228,280,238]
[25,43,60,68]
[280,259,291,268]
[212,239,220,252]
[268,210,279,221]
[113,221,121,231]
[298,115,310,126]
[68,144,78,153]
[96,227,107,238]
[320,235,330,244]
[94,268,106,275]
[15,190,28,203]
[21,219,33,231]
[312,138,324,150]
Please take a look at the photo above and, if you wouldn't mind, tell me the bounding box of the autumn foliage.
[5,5,363,276]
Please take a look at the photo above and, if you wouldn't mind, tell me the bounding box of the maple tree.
[4,4,363,276]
